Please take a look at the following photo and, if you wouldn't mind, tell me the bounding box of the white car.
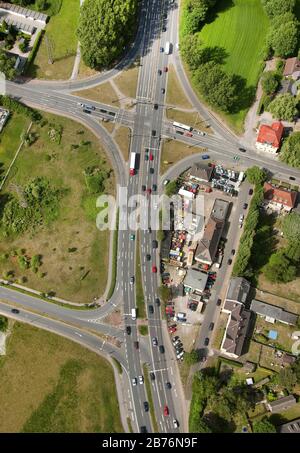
[139,375,144,385]
[153,202,158,210]
[173,419,179,428]
[77,102,84,107]
[198,131,206,136]
[132,377,137,386]
[163,179,169,186]
[152,337,158,346]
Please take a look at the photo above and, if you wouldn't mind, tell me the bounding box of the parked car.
[231,249,235,255]
[204,337,210,346]
[227,258,232,265]
[217,298,222,306]
[249,188,253,195]
[239,147,246,152]
[163,66,168,72]
[126,326,131,335]
[209,322,214,331]
[163,179,169,186]
[243,203,248,209]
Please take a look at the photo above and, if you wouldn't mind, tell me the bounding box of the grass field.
[0,322,123,432]
[0,114,31,172]
[160,139,205,174]
[114,126,131,161]
[114,66,139,100]
[27,0,80,80]
[0,111,114,303]
[166,65,193,109]
[73,82,120,107]
[182,0,270,133]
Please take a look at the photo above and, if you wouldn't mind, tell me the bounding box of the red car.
[147,188,152,194]
[184,132,193,137]
[168,326,177,334]
[164,67,168,72]
[164,405,169,416]
[149,153,154,161]
[152,265,157,273]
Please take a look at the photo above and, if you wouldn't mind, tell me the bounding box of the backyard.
[0,111,114,303]
[0,321,123,432]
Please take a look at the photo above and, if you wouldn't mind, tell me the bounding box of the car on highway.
[130,234,135,240]
[231,249,235,255]
[289,176,296,181]
[173,419,179,428]
[152,265,157,273]
[140,426,147,433]
[209,322,214,331]
[145,154,149,161]
[158,69,162,75]
[152,130,156,136]
[163,405,169,416]
[154,104,158,110]
[150,372,155,380]
[202,154,210,160]
[153,201,158,209]
[126,326,131,335]
[148,226,152,233]
[142,185,146,191]
[166,382,172,389]
[164,66,168,72]
[130,276,135,285]
[163,179,169,186]
[143,401,149,412]
[152,240,158,248]
[161,88,165,94]
[198,131,206,136]
[163,13,167,19]
[152,337,158,346]
[160,47,164,52]
[185,131,193,137]
[204,337,210,346]
[149,153,154,161]
[139,375,144,384]
[150,167,154,174]
[148,305,154,314]
[11,308,20,314]
[249,188,253,195]
[147,188,152,194]
[132,377,137,386]
[152,184,157,191]
[243,203,248,209]
[134,341,139,349]
[227,258,232,265]
[146,254,151,261]
[239,147,246,152]
[159,345,165,354]
[155,298,160,306]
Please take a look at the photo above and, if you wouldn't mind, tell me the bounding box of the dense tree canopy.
[262,0,296,18]
[77,0,138,69]
[267,20,299,58]
[263,250,297,283]
[246,166,267,185]
[0,49,16,80]
[268,94,298,121]
[182,0,217,34]
[252,417,277,433]
[261,71,281,94]
[281,212,300,242]
[280,132,300,168]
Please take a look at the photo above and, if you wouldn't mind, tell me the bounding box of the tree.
[246,166,267,185]
[261,71,281,94]
[165,180,178,196]
[267,21,299,58]
[268,94,298,121]
[194,62,238,112]
[36,0,47,11]
[184,350,200,365]
[77,0,139,69]
[0,49,16,80]
[280,132,300,168]
[262,0,296,18]
[277,367,297,391]
[180,34,203,69]
[263,250,296,283]
[0,315,8,332]
[281,212,300,242]
[284,240,300,262]
[252,417,277,433]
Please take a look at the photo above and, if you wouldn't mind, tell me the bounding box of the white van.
[165,41,171,55]
[131,308,137,320]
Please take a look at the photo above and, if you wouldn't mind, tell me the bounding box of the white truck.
[165,41,171,55]
[131,308,137,320]
[129,152,137,176]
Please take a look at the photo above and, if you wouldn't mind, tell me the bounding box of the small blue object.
[268,330,278,340]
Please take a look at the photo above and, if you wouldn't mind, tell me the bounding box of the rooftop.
[279,418,300,433]
[256,122,284,149]
[221,302,252,357]
[268,395,296,413]
[283,57,300,77]
[226,277,251,304]
[195,217,224,264]
[183,268,208,293]
[250,299,298,326]
[264,182,297,209]
[189,163,213,182]
[211,198,229,222]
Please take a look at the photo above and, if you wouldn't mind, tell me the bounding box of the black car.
[204,337,210,346]
[243,203,248,209]
[11,308,20,314]
[162,26,166,32]
[140,426,147,433]
[148,305,154,314]
[154,104,158,110]
[166,382,172,389]
[239,147,246,153]
[161,88,165,94]
[146,254,151,261]
[152,184,157,191]
[150,168,154,174]
[216,298,222,306]
[209,322,214,331]
[148,226,152,233]
[152,130,156,136]
[150,372,155,381]
[159,345,165,354]
[155,298,160,306]
[126,326,131,335]
[152,240,158,249]
[231,249,235,255]
[289,176,296,181]
[143,402,149,412]
[227,258,232,265]
[142,185,146,191]
[249,188,253,195]
[158,69,162,75]
[163,13,167,19]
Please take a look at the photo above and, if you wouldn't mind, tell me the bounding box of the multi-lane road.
[1,0,300,434]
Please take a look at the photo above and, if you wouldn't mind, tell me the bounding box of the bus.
[131,308,137,320]
[129,152,137,176]
[165,41,171,55]
[173,121,193,132]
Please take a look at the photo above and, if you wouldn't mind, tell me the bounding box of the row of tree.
[261,0,300,58]
[280,131,300,168]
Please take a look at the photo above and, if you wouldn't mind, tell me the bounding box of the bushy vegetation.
[77,0,139,69]
[0,96,41,122]
[0,315,8,332]
[83,166,110,194]
[0,177,64,237]
[280,132,300,168]
[268,94,298,122]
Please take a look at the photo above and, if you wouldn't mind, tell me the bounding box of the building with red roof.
[255,122,284,154]
[263,182,297,212]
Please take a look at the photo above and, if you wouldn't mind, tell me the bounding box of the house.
[279,418,300,433]
[226,277,251,305]
[250,299,298,326]
[283,57,300,79]
[195,199,229,266]
[256,122,284,154]
[267,395,297,413]
[263,182,297,212]
[183,268,208,294]
[189,163,213,183]
[220,300,252,359]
